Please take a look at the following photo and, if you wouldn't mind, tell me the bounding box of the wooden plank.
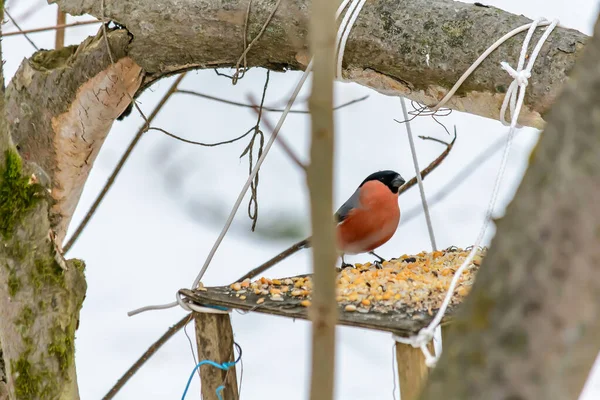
[396,341,435,400]
[194,313,239,400]
[181,286,455,336]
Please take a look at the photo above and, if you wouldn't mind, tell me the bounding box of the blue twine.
[181,342,242,400]
[216,385,226,400]
[201,304,229,312]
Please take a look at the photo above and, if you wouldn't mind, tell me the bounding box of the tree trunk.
[0,21,141,400]
[423,14,600,400]
[53,0,587,129]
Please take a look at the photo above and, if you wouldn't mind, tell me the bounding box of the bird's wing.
[334,188,362,224]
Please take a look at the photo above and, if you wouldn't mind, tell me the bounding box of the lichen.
[0,149,43,240]
[15,306,34,337]
[10,304,50,398]
[5,238,27,262]
[11,356,42,398]
[441,18,472,48]
[30,46,78,71]
[8,268,20,297]
[31,257,65,291]
[48,323,76,378]
[37,300,47,310]
[71,259,86,274]
[10,303,78,398]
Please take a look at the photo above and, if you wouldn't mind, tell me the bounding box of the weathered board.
[180,283,454,336]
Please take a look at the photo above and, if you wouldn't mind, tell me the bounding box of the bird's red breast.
[336,180,400,255]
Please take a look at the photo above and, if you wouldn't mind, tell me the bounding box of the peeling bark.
[6,30,142,244]
[53,0,587,128]
[423,14,600,400]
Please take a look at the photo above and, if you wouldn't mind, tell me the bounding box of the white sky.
[3,0,600,399]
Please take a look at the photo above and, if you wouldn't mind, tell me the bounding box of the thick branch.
[54,0,587,128]
[6,29,142,244]
[423,14,600,400]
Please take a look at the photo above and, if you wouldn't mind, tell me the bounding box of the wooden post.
[395,341,435,400]
[194,313,239,400]
[55,11,66,49]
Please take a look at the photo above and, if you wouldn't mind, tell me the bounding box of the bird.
[334,170,405,268]
[235,170,406,282]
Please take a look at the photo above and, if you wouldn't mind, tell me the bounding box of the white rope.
[432,18,559,112]
[400,97,437,251]
[335,0,367,80]
[392,17,559,368]
[128,0,366,317]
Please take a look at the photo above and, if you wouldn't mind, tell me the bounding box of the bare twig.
[149,126,255,147]
[234,238,310,283]
[240,70,270,231]
[307,0,338,397]
[4,10,38,50]
[247,93,307,171]
[101,315,193,400]
[2,19,100,37]
[417,135,451,147]
[398,128,457,196]
[55,10,66,49]
[232,0,283,83]
[395,100,452,124]
[176,89,368,114]
[62,73,187,253]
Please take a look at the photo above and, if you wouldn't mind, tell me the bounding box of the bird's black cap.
[359,170,406,194]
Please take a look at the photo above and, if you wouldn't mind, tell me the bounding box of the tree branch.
[62,72,187,254]
[53,0,587,128]
[423,14,600,400]
[6,30,143,245]
[2,19,100,37]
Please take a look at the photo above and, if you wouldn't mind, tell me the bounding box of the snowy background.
[3,0,600,399]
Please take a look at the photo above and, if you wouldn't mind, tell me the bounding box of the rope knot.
[500,61,531,87]
[414,327,435,348]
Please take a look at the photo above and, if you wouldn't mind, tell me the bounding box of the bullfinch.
[334,170,405,267]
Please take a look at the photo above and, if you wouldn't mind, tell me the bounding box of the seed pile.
[228,247,485,314]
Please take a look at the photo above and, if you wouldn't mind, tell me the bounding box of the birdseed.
[228,247,485,314]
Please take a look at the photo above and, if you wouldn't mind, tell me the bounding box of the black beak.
[392,175,406,189]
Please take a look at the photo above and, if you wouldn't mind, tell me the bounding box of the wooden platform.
[181,247,484,336]
[181,285,453,336]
